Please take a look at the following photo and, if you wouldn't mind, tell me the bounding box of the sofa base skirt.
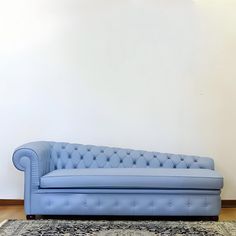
[28,190,221,216]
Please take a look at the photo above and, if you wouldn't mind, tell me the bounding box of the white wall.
[0,0,235,199]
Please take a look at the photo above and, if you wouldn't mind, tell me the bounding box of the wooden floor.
[0,205,236,221]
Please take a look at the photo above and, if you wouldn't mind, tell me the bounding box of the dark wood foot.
[26,215,36,220]
[211,216,219,221]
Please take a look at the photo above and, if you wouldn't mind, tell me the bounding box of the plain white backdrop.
[0,0,235,199]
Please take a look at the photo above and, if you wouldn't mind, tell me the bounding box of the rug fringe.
[0,220,8,228]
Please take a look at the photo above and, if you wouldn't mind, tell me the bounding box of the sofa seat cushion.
[40,168,223,190]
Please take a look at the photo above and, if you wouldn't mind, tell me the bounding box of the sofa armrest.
[13,141,52,188]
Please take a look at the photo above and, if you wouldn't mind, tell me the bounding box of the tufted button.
[114,151,117,154]
[54,165,57,170]
[68,154,71,159]
[73,165,77,168]
[146,162,150,166]
[107,158,110,162]
[153,155,157,158]
[120,160,123,163]
[62,146,65,149]
[74,147,78,150]
[173,165,176,168]
[181,158,184,161]
[160,163,163,167]
[133,160,136,165]
[167,156,170,159]
[194,159,198,162]
[149,201,154,207]
[93,156,96,160]
[81,155,83,160]
[101,150,104,153]
[140,154,144,157]
[87,148,91,152]
[187,166,190,169]
[127,152,130,155]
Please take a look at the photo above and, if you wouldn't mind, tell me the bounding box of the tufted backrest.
[49,142,214,171]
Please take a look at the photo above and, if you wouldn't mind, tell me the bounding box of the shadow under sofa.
[12,141,223,220]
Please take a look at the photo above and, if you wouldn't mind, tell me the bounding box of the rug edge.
[0,220,8,228]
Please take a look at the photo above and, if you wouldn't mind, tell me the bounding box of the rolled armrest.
[13,141,52,187]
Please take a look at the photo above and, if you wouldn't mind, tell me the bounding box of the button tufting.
[114,151,117,154]
[68,154,71,159]
[87,148,90,151]
[133,161,136,165]
[74,147,78,150]
[194,159,198,162]
[181,158,184,161]
[140,154,143,157]
[160,163,163,167]
[149,201,154,207]
[173,165,176,168]
[62,146,65,149]
[127,152,130,155]
[107,158,110,162]
[81,155,83,160]
[147,162,150,166]
[101,150,104,153]
[120,160,123,163]
[153,155,157,158]
[93,156,96,160]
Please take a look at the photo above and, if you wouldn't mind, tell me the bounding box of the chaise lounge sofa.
[13,141,223,220]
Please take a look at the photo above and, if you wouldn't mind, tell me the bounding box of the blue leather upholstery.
[12,141,223,217]
[40,168,223,190]
[50,142,214,170]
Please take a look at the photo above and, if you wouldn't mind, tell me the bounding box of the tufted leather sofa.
[13,141,223,219]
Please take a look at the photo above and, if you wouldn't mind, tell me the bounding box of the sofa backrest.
[49,142,214,171]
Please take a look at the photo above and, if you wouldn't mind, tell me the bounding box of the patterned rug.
[0,220,236,236]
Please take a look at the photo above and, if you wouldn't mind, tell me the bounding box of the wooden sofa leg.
[26,215,36,220]
[211,216,219,221]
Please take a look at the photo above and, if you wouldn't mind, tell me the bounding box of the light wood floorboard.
[0,205,235,221]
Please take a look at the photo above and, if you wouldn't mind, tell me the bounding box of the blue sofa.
[13,141,223,219]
